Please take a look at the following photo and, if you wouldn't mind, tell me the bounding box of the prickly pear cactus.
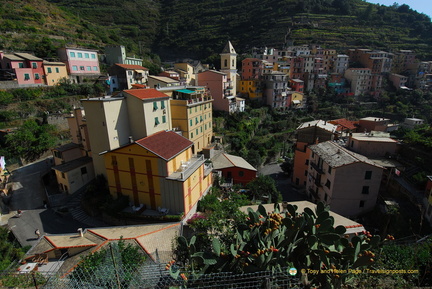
[170,202,382,289]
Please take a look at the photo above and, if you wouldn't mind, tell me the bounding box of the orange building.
[292,120,337,187]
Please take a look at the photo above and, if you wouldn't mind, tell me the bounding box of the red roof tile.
[114,63,148,70]
[136,131,193,161]
[131,83,147,89]
[329,118,358,131]
[124,88,168,100]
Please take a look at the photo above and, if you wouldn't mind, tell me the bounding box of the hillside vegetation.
[0,0,431,61]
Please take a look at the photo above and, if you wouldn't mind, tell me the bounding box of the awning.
[176,89,195,94]
[292,100,300,104]
[134,70,146,74]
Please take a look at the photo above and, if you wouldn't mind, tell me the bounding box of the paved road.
[1,157,87,247]
[258,163,306,202]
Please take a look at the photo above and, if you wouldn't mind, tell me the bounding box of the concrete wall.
[82,97,130,177]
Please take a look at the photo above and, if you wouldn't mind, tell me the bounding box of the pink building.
[241,58,263,80]
[291,57,305,80]
[14,53,44,85]
[57,47,101,83]
[0,52,44,85]
[198,70,236,113]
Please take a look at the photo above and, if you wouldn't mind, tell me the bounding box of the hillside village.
[0,40,432,286]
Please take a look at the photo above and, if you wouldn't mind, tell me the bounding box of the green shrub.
[0,91,14,105]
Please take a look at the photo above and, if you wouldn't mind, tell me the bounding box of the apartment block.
[57,47,100,83]
[344,68,372,97]
[307,141,384,217]
[292,120,337,187]
[159,86,213,154]
[107,63,149,91]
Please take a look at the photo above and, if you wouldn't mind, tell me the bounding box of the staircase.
[64,189,107,228]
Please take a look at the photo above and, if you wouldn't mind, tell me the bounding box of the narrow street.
[1,157,87,247]
[258,163,306,202]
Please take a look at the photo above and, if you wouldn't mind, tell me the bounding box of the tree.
[71,239,146,288]
[186,188,249,251]
[280,158,293,176]
[0,227,25,270]
[5,120,57,163]
[246,148,262,168]
[246,175,281,203]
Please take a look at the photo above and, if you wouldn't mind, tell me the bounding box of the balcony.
[310,161,324,174]
[167,155,206,181]
[186,94,213,106]
[224,90,234,97]
[204,162,213,176]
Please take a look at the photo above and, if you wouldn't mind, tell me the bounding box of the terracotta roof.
[329,118,358,131]
[114,63,148,70]
[136,131,193,161]
[123,88,168,100]
[131,83,147,89]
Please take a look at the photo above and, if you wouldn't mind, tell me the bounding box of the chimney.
[78,228,83,238]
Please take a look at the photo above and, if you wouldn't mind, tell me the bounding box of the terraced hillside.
[0,0,431,60]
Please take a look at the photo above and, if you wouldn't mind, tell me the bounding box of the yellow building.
[159,86,213,154]
[289,91,304,107]
[103,130,213,215]
[278,64,291,77]
[174,62,196,85]
[239,80,263,99]
[43,61,68,86]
